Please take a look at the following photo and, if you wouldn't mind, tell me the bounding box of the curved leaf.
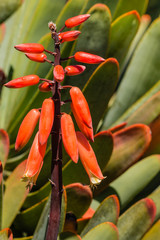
[0,0,22,24]
[142,220,160,240]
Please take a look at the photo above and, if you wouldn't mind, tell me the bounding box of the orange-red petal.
[65,14,90,28]
[74,52,105,64]
[58,31,81,43]
[15,109,40,151]
[54,65,65,82]
[14,43,44,53]
[65,65,86,76]
[4,75,40,88]
[61,113,78,163]
[38,82,51,92]
[70,87,92,129]
[25,53,47,62]
[39,98,54,145]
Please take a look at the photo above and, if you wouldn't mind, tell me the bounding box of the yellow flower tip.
[89,171,106,186]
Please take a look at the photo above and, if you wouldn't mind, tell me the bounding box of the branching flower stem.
[45,23,62,240]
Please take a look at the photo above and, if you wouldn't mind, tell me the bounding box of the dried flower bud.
[65,65,86,76]
[74,51,105,64]
[15,109,40,151]
[61,113,78,163]
[39,98,54,145]
[65,14,90,28]
[38,82,51,92]
[76,131,105,185]
[4,75,40,88]
[14,43,44,53]
[25,53,47,62]
[70,87,92,129]
[54,65,64,82]
[58,31,81,43]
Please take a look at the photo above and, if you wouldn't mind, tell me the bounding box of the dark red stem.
[45,24,62,240]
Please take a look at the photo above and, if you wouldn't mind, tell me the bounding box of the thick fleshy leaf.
[58,232,82,240]
[107,11,140,67]
[102,18,160,129]
[82,222,119,240]
[0,129,9,166]
[2,160,29,228]
[65,183,92,218]
[113,0,149,20]
[149,186,160,222]
[117,198,156,240]
[0,0,22,24]
[63,130,113,185]
[81,195,119,236]
[142,220,160,240]
[96,155,160,210]
[0,24,5,43]
[0,228,13,240]
[96,124,151,194]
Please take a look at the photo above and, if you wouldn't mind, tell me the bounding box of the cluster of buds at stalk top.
[4,13,105,187]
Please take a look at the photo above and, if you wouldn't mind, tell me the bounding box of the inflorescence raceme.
[4,14,105,188]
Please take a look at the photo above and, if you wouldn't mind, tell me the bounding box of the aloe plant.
[0,0,160,240]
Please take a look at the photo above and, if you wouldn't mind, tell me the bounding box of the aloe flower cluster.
[4,14,105,239]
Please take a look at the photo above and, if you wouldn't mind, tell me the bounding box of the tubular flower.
[58,31,81,43]
[61,113,78,163]
[25,53,47,62]
[22,132,47,184]
[76,131,105,185]
[39,98,54,145]
[53,65,65,82]
[70,87,93,129]
[74,51,105,64]
[38,82,51,92]
[15,109,40,151]
[65,14,90,28]
[71,103,94,142]
[65,65,86,76]
[14,43,44,53]
[4,75,40,88]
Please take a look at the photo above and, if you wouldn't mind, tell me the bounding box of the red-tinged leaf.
[54,65,65,82]
[0,129,9,166]
[4,75,40,88]
[82,208,95,219]
[14,43,44,53]
[70,87,93,129]
[61,113,78,163]
[0,228,13,240]
[15,109,40,151]
[39,98,54,145]
[0,23,5,43]
[108,122,127,133]
[25,53,47,62]
[71,103,94,142]
[22,132,47,184]
[65,65,86,76]
[38,82,51,92]
[76,131,105,185]
[65,14,90,28]
[74,51,105,64]
[59,31,81,43]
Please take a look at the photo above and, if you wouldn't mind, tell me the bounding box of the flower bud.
[74,52,105,64]
[25,53,47,62]
[38,82,51,92]
[54,65,64,82]
[58,31,81,43]
[61,113,78,163]
[39,98,54,145]
[4,75,40,88]
[14,43,44,53]
[76,131,105,185]
[65,65,86,76]
[65,14,90,28]
[15,109,40,151]
[70,87,92,129]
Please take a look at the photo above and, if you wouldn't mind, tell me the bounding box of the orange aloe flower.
[58,31,81,43]
[15,109,40,151]
[70,87,93,129]
[53,65,65,82]
[76,131,105,185]
[38,82,51,92]
[39,98,54,145]
[4,75,40,88]
[65,14,90,28]
[25,52,47,62]
[61,113,78,163]
[65,65,86,76]
[71,102,94,142]
[74,51,105,64]
[14,43,44,53]
[22,132,47,184]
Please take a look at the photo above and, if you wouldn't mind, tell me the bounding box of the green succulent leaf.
[0,0,22,24]
[117,198,156,240]
[148,186,160,222]
[58,232,82,240]
[81,195,119,236]
[82,222,119,240]
[0,228,13,240]
[142,220,160,240]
